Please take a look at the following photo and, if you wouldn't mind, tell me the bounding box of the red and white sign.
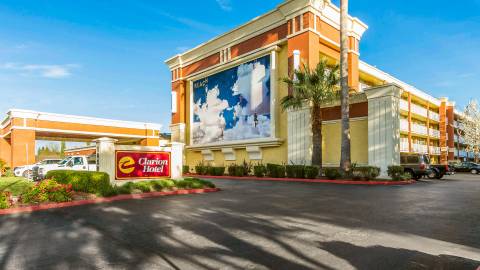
[115,151,171,180]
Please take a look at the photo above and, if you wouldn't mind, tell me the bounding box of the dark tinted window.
[73,157,84,165]
[407,156,418,164]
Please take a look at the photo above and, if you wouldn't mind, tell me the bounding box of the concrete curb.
[187,174,415,186]
[0,188,220,216]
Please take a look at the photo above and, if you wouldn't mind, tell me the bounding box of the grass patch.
[0,177,34,196]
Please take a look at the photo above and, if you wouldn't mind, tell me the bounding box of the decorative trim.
[321,116,368,125]
[201,149,214,161]
[246,146,262,160]
[187,138,284,151]
[221,148,236,161]
[10,126,159,139]
[5,109,161,131]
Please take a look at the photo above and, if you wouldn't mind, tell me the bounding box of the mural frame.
[187,47,279,148]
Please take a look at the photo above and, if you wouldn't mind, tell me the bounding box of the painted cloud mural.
[192,55,271,144]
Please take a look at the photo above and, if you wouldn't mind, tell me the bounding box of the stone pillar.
[365,84,402,176]
[10,129,35,168]
[94,137,117,183]
[170,142,184,180]
[170,123,186,143]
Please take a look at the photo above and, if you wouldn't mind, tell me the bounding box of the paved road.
[1,174,480,270]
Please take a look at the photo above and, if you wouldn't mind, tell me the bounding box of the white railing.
[400,119,409,132]
[430,111,440,122]
[429,146,441,155]
[412,143,428,154]
[400,139,409,152]
[400,99,409,111]
[430,129,440,138]
[411,123,428,136]
[411,104,428,118]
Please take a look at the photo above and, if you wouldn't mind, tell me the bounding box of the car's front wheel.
[471,169,479,174]
[22,170,32,179]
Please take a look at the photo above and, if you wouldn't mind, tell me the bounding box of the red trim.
[0,188,220,216]
[187,174,415,186]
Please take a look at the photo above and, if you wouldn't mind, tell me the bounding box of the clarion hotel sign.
[115,151,171,180]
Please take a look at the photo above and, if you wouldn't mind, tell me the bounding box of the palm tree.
[281,60,340,173]
[340,0,351,173]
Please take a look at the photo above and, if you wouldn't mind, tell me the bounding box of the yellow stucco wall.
[322,119,368,166]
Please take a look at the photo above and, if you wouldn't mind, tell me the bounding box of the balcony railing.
[412,144,428,154]
[411,123,428,136]
[400,119,409,131]
[430,112,440,122]
[430,129,440,138]
[411,104,428,118]
[429,146,441,155]
[399,99,440,122]
[400,140,409,152]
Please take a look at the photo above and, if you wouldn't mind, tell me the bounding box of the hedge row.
[191,162,320,179]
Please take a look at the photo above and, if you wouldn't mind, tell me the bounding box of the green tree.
[340,0,352,173]
[281,60,340,173]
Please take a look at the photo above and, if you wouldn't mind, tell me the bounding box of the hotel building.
[165,0,469,174]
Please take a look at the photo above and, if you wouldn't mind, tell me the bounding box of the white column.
[170,142,184,180]
[170,123,186,143]
[94,137,118,183]
[365,85,402,176]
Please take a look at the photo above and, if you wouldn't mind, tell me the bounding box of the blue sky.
[0,0,479,134]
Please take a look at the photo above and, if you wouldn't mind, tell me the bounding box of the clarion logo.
[115,151,171,180]
[118,156,135,174]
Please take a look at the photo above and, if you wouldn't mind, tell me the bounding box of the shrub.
[240,160,252,176]
[45,170,111,196]
[132,182,152,193]
[151,179,176,191]
[353,166,381,180]
[0,191,12,209]
[286,165,307,178]
[387,166,405,181]
[253,165,267,177]
[3,169,14,177]
[305,166,319,179]
[21,179,73,204]
[116,182,135,194]
[227,164,237,176]
[207,166,225,176]
[266,164,285,178]
[183,165,190,174]
[324,168,341,180]
[99,185,119,197]
[401,173,412,181]
[180,178,216,189]
[194,163,209,175]
[286,165,296,178]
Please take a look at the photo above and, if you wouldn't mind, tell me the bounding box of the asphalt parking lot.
[0,174,479,270]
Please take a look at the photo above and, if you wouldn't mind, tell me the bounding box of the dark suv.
[451,162,480,174]
[400,154,432,180]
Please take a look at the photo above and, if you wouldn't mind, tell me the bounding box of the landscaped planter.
[0,187,220,215]
[186,174,415,186]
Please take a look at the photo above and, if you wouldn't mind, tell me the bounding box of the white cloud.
[215,0,232,11]
[0,63,79,78]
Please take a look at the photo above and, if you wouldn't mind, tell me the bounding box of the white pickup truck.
[14,159,62,178]
[32,155,97,181]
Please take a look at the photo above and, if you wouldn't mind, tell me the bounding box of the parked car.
[400,154,433,180]
[14,159,62,178]
[450,162,480,174]
[32,155,97,181]
[428,164,454,179]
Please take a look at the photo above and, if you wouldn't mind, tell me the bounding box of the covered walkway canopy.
[0,109,162,168]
